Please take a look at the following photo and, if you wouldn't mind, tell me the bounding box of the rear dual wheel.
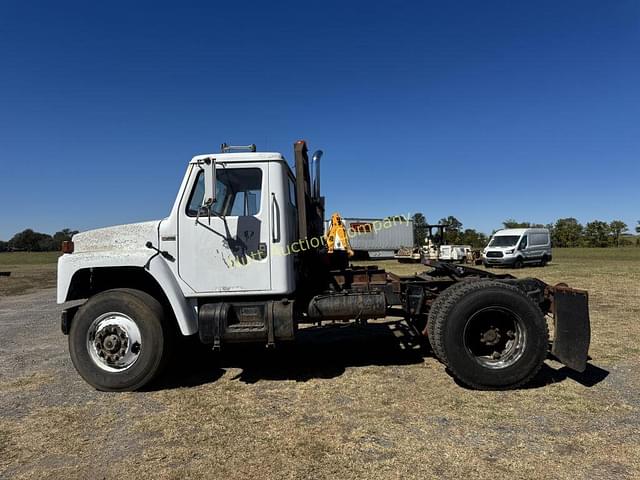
[426,281,548,389]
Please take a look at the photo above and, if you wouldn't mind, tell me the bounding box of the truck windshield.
[488,235,520,247]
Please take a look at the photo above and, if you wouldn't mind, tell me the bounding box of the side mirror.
[202,157,216,211]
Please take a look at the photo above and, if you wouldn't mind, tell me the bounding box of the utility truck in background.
[395,223,472,263]
[57,141,590,392]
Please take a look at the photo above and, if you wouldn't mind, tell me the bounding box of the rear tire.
[426,280,480,362]
[431,280,548,389]
[69,289,172,391]
[539,255,548,267]
[426,292,447,361]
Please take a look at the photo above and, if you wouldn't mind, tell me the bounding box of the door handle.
[271,193,281,243]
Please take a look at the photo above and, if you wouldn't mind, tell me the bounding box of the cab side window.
[186,168,262,217]
[287,175,297,207]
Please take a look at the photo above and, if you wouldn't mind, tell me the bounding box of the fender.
[58,250,198,335]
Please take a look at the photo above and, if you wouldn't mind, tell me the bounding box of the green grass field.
[0,252,60,297]
[0,252,60,266]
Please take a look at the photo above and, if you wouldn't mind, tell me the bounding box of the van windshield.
[489,235,520,247]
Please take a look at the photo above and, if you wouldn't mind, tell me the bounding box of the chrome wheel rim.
[463,306,526,369]
[86,312,142,372]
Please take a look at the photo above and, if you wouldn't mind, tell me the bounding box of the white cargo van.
[482,228,552,268]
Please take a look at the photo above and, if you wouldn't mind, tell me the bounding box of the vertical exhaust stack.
[311,150,323,200]
[294,140,311,239]
[311,150,325,239]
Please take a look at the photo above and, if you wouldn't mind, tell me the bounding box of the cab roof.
[189,152,285,164]
[493,228,548,236]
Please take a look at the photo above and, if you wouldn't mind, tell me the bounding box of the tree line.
[502,218,638,247]
[412,214,640,248]
[2,217,639,252]
[0,228,78,252]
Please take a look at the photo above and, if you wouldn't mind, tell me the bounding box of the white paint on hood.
[72,221,160,253]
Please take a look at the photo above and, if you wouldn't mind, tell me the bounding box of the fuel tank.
[307,292,386,321]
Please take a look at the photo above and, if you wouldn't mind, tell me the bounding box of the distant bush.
[5,228,78,252]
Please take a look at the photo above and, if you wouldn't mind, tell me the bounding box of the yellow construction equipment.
[325,212,354,257]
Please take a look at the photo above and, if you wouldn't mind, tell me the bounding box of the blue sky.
[1,0,639,240]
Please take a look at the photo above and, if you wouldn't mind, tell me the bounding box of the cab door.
[177,163,271,294]
[518,235,529,260]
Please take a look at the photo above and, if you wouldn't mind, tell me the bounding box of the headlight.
[505,249,515,254]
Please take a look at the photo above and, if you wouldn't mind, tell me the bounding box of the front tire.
[513,257,524,269]
[430,280,548,389]
[69,289,172,391]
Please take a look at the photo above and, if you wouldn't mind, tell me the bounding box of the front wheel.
[430,280,548,389]
[513,258,524,269]
[69,289,172,391]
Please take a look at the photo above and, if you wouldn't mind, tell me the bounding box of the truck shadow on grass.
[153,320,424,390]
[152,320,609,391]
[524,358,609,389]
[449,360,609,391]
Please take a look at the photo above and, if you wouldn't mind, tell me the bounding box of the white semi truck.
[57,141,591,391]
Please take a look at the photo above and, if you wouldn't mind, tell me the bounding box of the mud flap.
[551,287,590,372]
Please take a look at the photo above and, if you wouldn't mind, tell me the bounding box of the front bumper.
[60,305,81,335]
[483,255,518,265]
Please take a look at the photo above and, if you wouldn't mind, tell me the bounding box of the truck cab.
[58,148,303,333]
[162,151,298,296]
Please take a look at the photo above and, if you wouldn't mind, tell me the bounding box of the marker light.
[61,241,74,254]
